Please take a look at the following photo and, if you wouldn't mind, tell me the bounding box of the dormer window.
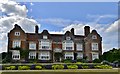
[92,35,97,39]
[66,37,71,40]
[43,35,48,39]
[15,32,20,36]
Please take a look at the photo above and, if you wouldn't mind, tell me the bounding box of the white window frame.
[29,42,36,50]
[77,52,83,59]
[76,43,83,51]
[43,35,48,39]
[38,51,50,60]
[64,52,74,60]
[29,52,36,59]
[92,53,99,60]
[92,43,98,50]
[62,41,74,50]
[12,40,21,48]
[39,40,51,50]
[92,35,97,39]
[15,32,20,36]
[12,50,20,60]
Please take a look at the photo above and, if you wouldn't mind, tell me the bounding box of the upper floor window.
[92,35,97,39]
[43,35,48,39]
[76,44,83,51]
[29,42,36,50]
[62,41,74,50]
[39,40,51,50]
[15,32,20,36]
[13,40,21,48]
[66,37,71,40]
[92,43,98,50]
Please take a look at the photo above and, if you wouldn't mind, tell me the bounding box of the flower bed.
[2,63,113,70]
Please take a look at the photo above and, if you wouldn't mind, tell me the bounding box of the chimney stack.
[84,26,90,37]
[71,28,74,35]
[35,25,39,33]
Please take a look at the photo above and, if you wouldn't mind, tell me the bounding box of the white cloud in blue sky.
[0,0,119,53]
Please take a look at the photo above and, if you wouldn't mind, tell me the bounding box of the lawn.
[0,68,119,74]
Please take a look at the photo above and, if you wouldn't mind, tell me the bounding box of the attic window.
[66,37,71,40]
[92,35,97,39]
[15,32,20,36]
[43,35,47,39]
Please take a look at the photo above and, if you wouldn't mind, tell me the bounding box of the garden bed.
[1,63,113,70]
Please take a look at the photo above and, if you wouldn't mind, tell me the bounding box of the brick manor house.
[8,24,102,62]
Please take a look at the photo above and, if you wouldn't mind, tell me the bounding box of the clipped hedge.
[4,66,16,70]
[94,65,112,69]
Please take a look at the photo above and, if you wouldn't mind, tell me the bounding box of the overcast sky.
[0,0,119,53]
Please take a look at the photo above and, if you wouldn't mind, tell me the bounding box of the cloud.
[105,19,119,33]
[0,0,40,53]
[0,1,28,17]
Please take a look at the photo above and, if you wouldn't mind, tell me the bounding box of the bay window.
[63,41,74,50]
[64,52,74,60]
[38,51,50,60]
[12,50,20,60]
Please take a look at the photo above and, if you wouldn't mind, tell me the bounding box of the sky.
[0,0,119,53]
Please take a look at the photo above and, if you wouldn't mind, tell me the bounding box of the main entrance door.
[53,48,62,62]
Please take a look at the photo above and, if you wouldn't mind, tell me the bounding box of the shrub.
[5,66,16,70]
[63,59,72,63]
[35,65,42,70]
[18,66,30,70]
[94,65,112,69]
[82,65,89,69]
[52,64,64,69]
[67,64,78,69]
[93,59,101,63]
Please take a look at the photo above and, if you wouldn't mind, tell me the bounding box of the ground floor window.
[29,51,36,59]
[12,50,20,60]
[38,51,50,60]
[64,52,74,60]
[77,52,83,59]
[92,52,99,60]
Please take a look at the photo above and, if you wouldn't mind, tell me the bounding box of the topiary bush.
[18,66,30,70]
[52,64,64,70]
[35,65,42,70]
[67,64,78,69]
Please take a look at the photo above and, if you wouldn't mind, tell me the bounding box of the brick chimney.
[84,26,90,37]
[71,28,74,35]
[35,25,39,33]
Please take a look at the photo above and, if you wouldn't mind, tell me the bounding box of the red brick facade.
[8,24,102,62]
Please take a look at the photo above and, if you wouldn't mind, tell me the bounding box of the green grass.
[0,68,119,74]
